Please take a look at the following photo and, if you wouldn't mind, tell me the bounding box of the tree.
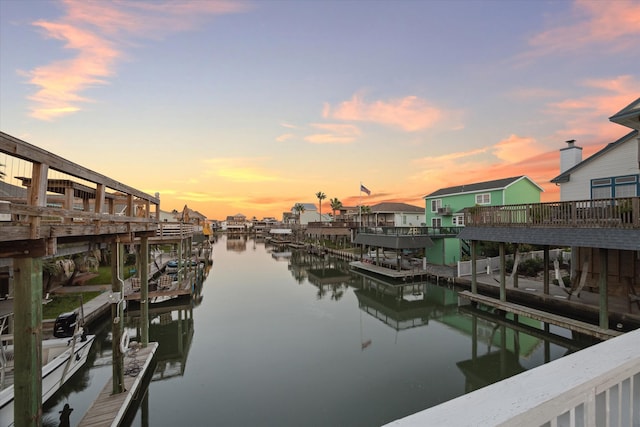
[330,198,342,220]
[360,205,372,225]
[315,191,326,222]
[293,203,306,224]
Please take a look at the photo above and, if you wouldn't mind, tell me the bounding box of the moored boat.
[0,329,96,426]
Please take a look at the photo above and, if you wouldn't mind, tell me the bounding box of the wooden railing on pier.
[465,197,640,229]
[0,131,160,254]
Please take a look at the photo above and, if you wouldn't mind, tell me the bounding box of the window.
[431,217,441,227]
[475,193,490,204]
[402,215,407,225]
[452,214,465,226]
[430,199,442,212]
[591,175,639,199]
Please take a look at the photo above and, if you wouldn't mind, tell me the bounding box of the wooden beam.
[0,239,48,258]
[499,242,506,302]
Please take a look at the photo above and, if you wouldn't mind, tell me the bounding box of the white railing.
[383,328,640,427]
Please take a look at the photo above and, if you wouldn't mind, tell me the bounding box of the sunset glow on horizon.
[1,0,639,219]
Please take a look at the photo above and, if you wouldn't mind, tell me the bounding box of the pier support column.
[470,240,477,294]
[141,236,149,347]
[543,246,550,295]
[499,242,506,302]
[14,257,43,427]
[599,248,609,329]
[111,240,125,394]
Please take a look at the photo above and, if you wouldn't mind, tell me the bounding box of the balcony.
[437,206,452,216]
[464,197,640,229]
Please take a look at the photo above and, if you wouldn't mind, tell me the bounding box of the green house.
[423,176,543,265]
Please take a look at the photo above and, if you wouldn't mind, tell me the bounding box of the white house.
[551,131,639,201]
[292,203,331,225]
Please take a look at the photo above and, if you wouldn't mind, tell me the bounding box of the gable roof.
[551,130,639,184]
[291,203,317,211]
[370,202,424,213]
[609,97,640,130]
[424,176,542,198]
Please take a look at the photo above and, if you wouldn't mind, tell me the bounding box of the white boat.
[0,330,96,426]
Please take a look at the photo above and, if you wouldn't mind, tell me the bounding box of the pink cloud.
[324,94,447,132]
[544,76,640,144]
[25,0,249,120]
[304,123,361,144]
[524,0,640,58]
[492,134,545,163]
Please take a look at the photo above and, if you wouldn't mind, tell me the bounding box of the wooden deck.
[78,342,158,427]
[458,291,622,340]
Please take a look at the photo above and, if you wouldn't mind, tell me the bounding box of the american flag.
[360,184,371,195]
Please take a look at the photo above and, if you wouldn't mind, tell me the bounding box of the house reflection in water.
[353,270,596,392]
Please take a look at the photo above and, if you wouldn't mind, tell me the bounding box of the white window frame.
[431,199,442,212]
[452,214,465,226]
[431,217,441,227]
[475,193,491,205]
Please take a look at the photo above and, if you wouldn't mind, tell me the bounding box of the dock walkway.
[78,342,159,427]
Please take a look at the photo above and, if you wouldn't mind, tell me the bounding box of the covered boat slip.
[458,197,640,337]
[0,131,180,424]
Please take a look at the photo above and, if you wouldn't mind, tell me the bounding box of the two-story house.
[360,202,425,227]
[424,176,544,265]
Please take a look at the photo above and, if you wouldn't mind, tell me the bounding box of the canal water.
[42,235,597,427]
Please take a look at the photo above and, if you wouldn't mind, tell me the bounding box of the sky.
[1,0,639,220]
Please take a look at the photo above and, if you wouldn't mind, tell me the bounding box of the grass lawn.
[84,265,134,285]
[43,291,102,320]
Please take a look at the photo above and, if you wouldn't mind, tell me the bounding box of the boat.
[0,321,96,426]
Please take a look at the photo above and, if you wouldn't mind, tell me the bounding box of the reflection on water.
[42,235,597,426]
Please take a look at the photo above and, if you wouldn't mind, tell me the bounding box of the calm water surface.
[43,235,596,426]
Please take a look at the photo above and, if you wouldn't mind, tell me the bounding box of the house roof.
[424,176,542,198]
[291,203,317,211]
[370,202,424,213]
[550,130,639,184]
[609,97,640,130]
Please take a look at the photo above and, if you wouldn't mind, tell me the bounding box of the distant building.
[359,202,425,227]
[424,176,543,265]
[291,203,331,225]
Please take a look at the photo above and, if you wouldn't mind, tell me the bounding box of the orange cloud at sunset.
[523,0,640,58]
[324,94,446,132]
[544,76,640,144]
[204,158,283,183]
[26,0,248,121]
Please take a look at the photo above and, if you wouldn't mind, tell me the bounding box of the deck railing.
[384,327,640,427]
[465,197,640,229]
[0,131,160,244]
[357,226,462,236]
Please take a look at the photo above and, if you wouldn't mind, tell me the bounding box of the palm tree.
[315,191,326,222]
[329,197,342,220]
[293,203,306,224]
[360,205,372,225]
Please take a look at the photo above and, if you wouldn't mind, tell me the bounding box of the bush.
[520,258,544,277]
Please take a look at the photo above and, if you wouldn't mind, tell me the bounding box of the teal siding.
[504,178,542,205]
[424,177,542,265]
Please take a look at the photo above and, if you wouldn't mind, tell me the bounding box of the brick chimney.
[560,139,582,173]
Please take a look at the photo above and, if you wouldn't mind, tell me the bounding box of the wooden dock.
[78,342,159,427]
[458,291,623,340]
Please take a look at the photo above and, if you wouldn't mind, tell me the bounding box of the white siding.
[560,136,640,201]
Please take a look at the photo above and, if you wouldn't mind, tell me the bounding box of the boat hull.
[0,334,96,426]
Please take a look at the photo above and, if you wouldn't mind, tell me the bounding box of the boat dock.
[78,342,159,427]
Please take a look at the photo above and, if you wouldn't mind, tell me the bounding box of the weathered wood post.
[140,236,149,347]
[470,240,477,294]
[499,242,506,302]
[543,245,550,295]
[111,239,125,394]
[599,248,609,329]
[14,257,43,427]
